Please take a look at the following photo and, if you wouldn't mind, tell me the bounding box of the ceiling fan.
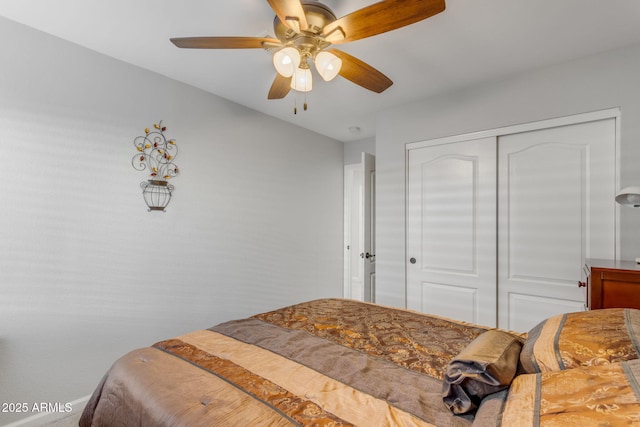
[171,0,446,100]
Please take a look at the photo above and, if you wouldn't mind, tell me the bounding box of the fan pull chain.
[293,92,309,114]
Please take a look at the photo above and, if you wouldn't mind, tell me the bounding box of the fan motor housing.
[273,2,337,41]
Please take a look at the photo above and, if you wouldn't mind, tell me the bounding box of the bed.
[80,298,640,426]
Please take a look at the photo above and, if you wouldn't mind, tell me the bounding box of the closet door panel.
[507,294,585,333]
[506,143,584,281]
[498,119,616,331]
[420,156,475,272]
[407,137,497,327]
[417,282,478,324]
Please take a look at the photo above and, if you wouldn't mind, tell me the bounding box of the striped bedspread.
[80,298,640,426]
[81,299,504,426]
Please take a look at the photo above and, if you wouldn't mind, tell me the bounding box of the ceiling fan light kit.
[170,0,446,102]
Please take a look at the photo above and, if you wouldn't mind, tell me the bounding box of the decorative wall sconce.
[616,186,640,208]
[131,121,179,211]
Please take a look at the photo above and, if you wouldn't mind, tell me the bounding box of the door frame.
[405,107,622,266]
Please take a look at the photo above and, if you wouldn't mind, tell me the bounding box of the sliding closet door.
[498,119,616,331]
[407,137,497,327]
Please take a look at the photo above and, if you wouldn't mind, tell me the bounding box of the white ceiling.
[1,0,640,142]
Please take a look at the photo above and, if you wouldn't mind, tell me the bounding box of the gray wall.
[375,43,640,308]
[0,17,344,424]
[344,136,375,164]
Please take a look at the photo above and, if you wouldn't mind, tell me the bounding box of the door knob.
[409,257,416,264]
[578,281,586,288]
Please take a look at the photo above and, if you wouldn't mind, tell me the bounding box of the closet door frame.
[405,108,621,323]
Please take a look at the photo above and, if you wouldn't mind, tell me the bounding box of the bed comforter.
[80,299,640,426]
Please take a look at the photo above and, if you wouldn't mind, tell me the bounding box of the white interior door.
[343,153,375,302]
[362,153,376,302]
[498,119,616,331]
[407,138,497,326]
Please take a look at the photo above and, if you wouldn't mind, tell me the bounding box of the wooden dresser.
[586,258,640,310]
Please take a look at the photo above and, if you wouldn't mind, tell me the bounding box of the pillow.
[501,359,640,426]
[520,308,640,373]
[442,330,523,415]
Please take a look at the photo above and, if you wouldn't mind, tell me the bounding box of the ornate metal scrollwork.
[131,121,179,211]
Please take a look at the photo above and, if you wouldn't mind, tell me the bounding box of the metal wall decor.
[131,121,179,211]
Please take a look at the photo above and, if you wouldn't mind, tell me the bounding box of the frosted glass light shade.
[616,186,640,207]
[291,67,313,92]
[273,47,301,78]
[314,51,342,81]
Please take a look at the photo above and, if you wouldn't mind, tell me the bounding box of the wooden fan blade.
[171,36,281,49]
[324,0,445,44]
[329,49,393,93]
[268,74,292,99]
[266,0,308,32]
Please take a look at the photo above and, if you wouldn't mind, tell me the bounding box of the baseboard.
[3,395,90,427]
